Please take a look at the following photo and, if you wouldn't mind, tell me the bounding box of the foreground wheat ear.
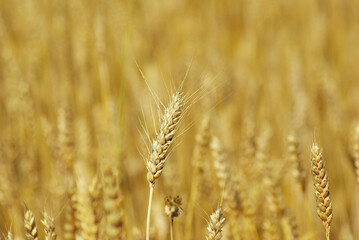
[24,209,38,240]
[145,91,184,240]
[42,212,57,240]
[310,143,333,240]
[206,206,225,240]
[7,230,14,240]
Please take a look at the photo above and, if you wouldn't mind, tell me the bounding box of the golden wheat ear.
[206,206,226,240]
[287,133,306,191]
[24,209,38,240]
[42,212,57,240]
[64,188,79,240]
[103,167,124,240]
[6,230,14,240]
[145,91,184,240]
[310,143,333,240]
[146,91,184,186]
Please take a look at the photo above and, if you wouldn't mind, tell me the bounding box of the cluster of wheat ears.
[1,0,359,240]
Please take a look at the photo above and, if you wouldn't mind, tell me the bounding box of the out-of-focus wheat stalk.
[185,116,210,240]
[353,124,359,184]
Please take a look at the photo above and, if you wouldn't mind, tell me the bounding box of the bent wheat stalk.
[310,143,333,240]
[145,92,184,240]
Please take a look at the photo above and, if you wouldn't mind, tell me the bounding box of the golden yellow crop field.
[0,0,359,240]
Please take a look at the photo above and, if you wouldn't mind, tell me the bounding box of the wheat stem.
[146,185,154,240]
[170,217,174,240]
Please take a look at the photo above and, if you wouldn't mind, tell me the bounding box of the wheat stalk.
[185,116,211,240]
[353,124,359,184]
[206,207,225,240]
[310,143,333,240]
[24,209,38,240]
[145,92,184,240]
[42,212,57,240]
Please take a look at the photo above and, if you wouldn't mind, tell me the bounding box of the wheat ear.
[145,92,184,240]
[288,133,306,191]
[310,143,333,240]
[64,189,79,240]
[146,92,184,185]
[89,175,103,238]
[42,212,57,240]
[77,178,98,240]
[262,170,281,240]
[103,167,124,240]
[24,209,38,240]
[6,230,13,240]
[206,207,225,240]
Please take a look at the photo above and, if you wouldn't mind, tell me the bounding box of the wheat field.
[0,0,359,240]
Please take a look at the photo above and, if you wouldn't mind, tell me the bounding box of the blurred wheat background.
[0,0,359,240]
